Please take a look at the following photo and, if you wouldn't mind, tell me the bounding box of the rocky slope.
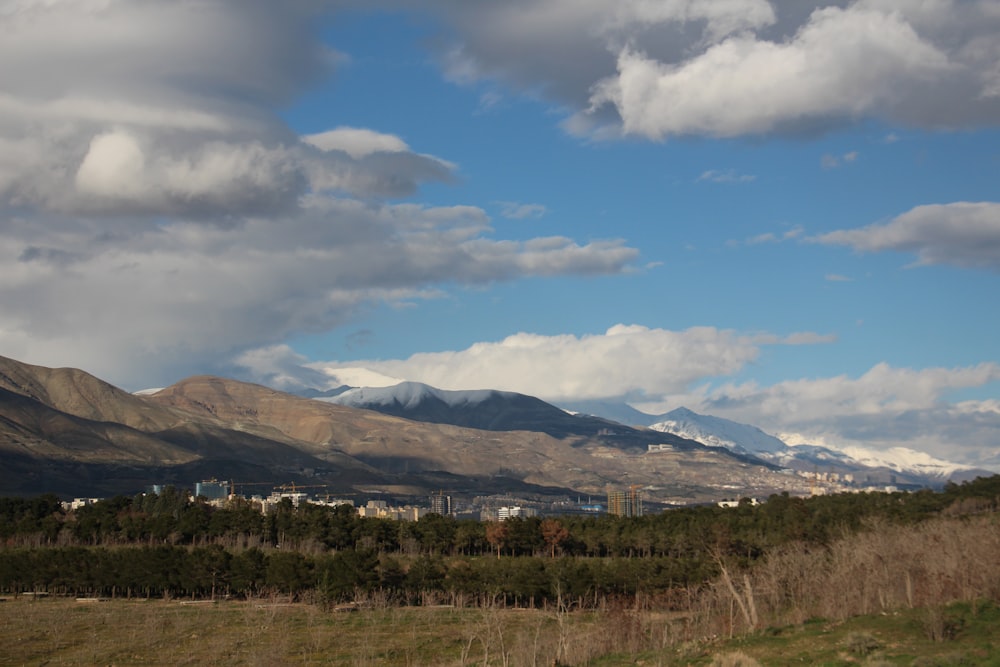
[0,355,812,501]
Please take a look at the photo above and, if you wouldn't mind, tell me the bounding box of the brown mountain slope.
[147,376,808,502]
[0,357,383,496]
[0,387,195,465]
[0,355,186,432]
[147,375,585,479]
[0,356,813,501]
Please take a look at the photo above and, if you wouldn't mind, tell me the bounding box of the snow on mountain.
[649,407,788,455]
[835,445,971,479]
[765,444,858,468]
[311,377,985,483]
[321,381,513,410]
[646,406,976,481]
[317,367,402,389]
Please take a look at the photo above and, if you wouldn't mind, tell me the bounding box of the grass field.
[1,597,999,666]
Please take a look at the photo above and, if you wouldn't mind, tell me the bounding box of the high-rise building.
[607,486,643,517]
[429,492,452,516]
[195,480,229,501]
[497,506,537,520]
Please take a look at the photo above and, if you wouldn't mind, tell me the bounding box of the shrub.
[845,630,882,657]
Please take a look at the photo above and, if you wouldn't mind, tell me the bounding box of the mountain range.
[0,353,985,503]
[643,407,988,485]
[0,354,817,503]
[325,382,989,487]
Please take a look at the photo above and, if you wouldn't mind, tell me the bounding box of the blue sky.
[1,1,998,468]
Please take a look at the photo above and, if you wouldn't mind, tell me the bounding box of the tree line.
[0,544,713,606]
[0,476,997,607]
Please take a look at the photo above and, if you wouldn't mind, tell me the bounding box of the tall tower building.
[607,486,643,517]
[429,492,452,516]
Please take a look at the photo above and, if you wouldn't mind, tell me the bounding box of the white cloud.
[232,345,332,391]
[744,226,803,245]
[697,169,756,184]
[699,363,1000,420]
[303,127,411,158]
[2,198,636,388]
[683,362,1000,466]
[246,322,995,467]
[390,0,1000,138]
[822,150,860,169]
[818,201,1000,270]
[497,201,548,219]
[476,90,505,114]
[0,1,639,388]
[0,1,323,212]
[68,130,306,216]
[298,324,833,401]
[240,321,997,467]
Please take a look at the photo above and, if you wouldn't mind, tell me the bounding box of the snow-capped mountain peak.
[649,407,788,455]
[836,445,971,478]
[647,406,977,482]
[321,381,513,410]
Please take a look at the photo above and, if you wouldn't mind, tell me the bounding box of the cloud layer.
[385,0,1000,138]
[696,363,1000,468]
[818,202,1000,271]
[236,326,999,468]
[0,1,637,387]
[310,324,779,400]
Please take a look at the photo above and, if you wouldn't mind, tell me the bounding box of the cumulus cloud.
[684,362,1000,465]
[232,345,333,392]
[0,1,638,388]
[1,1,319,214]
[375,0,1000,138]
[258,326,993,466]
[241,323,997,467]
[2,196,636,387]
[818,201,1000,271]
[294,324,834,401]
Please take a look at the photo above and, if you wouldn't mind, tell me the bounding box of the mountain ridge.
[300,377,987,487]
[0,355,808,501]
[317,380,765,460]
[644,405,987,486]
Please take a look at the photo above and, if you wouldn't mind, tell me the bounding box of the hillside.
[646,406,988,487]
[0,355,813,501]
[321,381,710,449]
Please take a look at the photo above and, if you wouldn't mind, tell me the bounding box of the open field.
[1,597,999,666]
[0,596,607,666]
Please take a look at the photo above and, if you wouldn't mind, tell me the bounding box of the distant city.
[61,479,622,522]
[57,471,908,524]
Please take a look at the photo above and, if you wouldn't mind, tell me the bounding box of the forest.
[2,476,998,610]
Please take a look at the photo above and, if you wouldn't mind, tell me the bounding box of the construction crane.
[275,482,329,494]
[228,481,275,497]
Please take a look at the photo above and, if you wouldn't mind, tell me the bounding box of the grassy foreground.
[1,597,1000,666]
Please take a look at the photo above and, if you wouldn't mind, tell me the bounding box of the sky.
[2,0,999,469]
